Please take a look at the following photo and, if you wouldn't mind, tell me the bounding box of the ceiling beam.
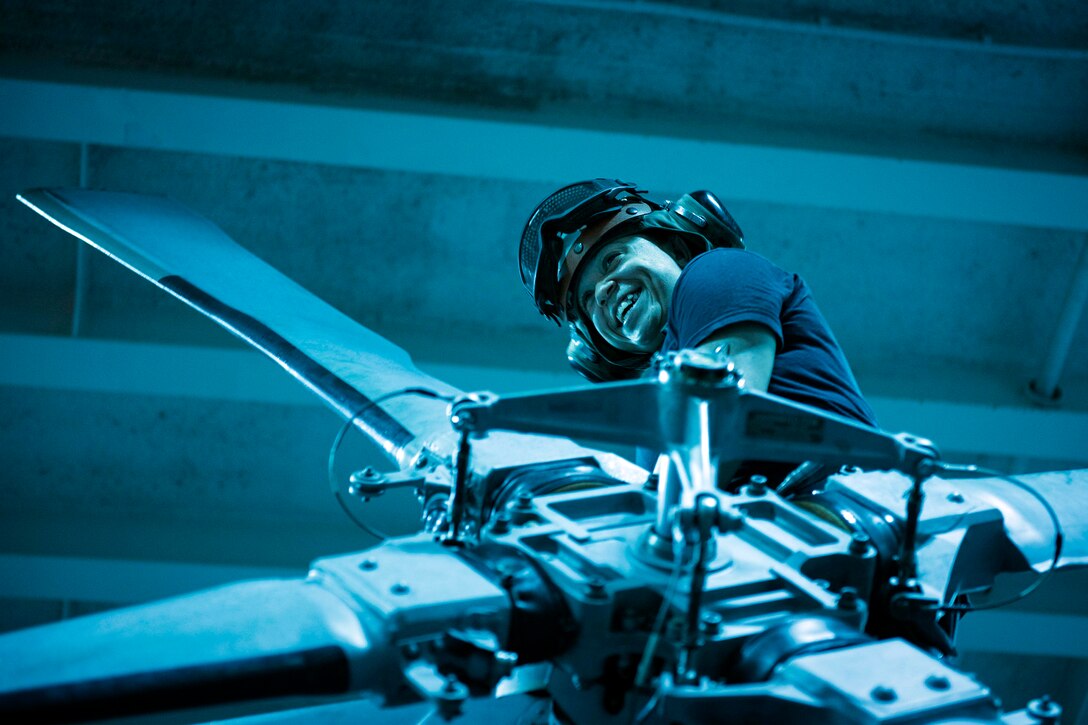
[2,334,1086,465]
[1,78,1086,231]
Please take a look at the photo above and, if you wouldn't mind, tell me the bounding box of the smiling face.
[572,235,684,353]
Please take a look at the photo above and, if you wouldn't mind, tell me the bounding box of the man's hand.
[695,322,776,391]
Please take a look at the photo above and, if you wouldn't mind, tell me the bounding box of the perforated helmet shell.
[519,179,651,324]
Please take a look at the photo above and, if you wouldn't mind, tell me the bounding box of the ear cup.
[566,329,647,383]
[669,191,745,250]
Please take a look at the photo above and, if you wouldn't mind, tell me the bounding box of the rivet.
[925,674,951,691]
[871,685,897,702]
[573,242,584,253]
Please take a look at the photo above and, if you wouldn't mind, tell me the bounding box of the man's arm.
[695,322,776,391]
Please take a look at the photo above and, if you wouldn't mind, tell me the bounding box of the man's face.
[572,235,683,353]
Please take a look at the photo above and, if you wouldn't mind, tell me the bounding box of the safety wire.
[326,387,452,541]
[928,462,1064,613]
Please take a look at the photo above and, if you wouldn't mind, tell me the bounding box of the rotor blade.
[16,188,648,484]
[0,578,393,722]
[18,187,461,469]
[966,469,1088,571]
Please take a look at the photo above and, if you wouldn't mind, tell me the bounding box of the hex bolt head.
[925,674,951,691]
[837,586,860,610]
[871,685,898,703]
[514,491,533,510]
[391,582,411,595]
[849,532,871,555]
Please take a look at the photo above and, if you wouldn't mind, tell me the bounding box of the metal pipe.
[1032,238,1088,401]
[654,454,682,539]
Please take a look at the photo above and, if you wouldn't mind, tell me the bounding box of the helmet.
[519,179,746,381]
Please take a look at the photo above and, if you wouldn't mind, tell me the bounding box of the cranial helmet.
[519,179,745,382]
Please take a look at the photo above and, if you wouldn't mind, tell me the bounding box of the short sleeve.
[668,249,790,351]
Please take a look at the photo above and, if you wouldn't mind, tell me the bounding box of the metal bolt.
[450,411,474,430]
[391,582,411,595]
[495,650,518,678]
[849,532,871,555]
[837,586,859,611]
[1027,695,1062,724]
[925,674,951,691]
[515,491,533,510]
[435,675,467,719]
[490,512,511,534]
[871,685,897,703]
[586,578,607,600]
[745,475,768,496]
[573,242,584,253]
[946,491,965,504]
[414,454,429,469]
[700,611,723,634]
[359,558,378,571]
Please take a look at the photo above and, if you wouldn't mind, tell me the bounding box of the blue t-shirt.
[661,249,876,427]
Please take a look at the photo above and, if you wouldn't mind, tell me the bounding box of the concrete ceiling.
[3,0,1087,171]
[0,4,1087,702]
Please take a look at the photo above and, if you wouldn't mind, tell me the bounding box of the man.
[519,178,876,488]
